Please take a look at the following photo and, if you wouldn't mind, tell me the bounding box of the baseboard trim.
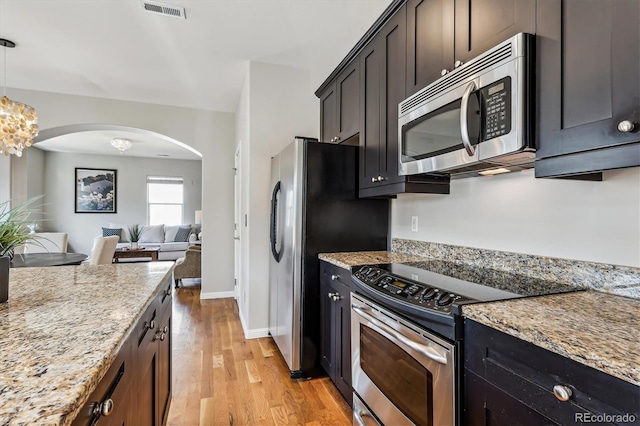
[244,327,270,339]
[200,291,235,300]
[238,307,270,339]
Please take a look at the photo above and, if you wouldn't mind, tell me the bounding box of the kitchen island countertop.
[0,262,175,425]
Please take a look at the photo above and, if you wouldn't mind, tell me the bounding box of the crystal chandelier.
[110,137,133,154]
[0,39,39,157]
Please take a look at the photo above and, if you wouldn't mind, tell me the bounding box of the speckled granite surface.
[0,262,174,426]
[392,239,640,298]
[318,251,427,270]
[462,291,640,386]
[319,245,640,387]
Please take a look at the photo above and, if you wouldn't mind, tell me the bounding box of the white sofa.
[103,223,197,261]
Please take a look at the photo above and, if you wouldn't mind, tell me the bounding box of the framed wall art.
[75,168,117,213]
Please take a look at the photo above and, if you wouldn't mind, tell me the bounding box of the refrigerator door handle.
[270,181,283,262]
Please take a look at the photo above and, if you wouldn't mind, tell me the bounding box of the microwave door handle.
[460,81,477,156]
[352,304,448,365]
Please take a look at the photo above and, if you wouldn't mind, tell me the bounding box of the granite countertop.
[463,291,640,387]
[320,250,639,387]
[0,262,175,426]
[318,250,428,269]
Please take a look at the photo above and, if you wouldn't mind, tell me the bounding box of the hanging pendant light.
[0,38,39,157]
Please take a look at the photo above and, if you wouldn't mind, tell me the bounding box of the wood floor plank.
[167,286,351,425]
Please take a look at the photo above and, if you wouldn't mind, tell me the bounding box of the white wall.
[391,167,640,267]
[0,157,9,205]
[39,151,201,256]
[7,87,235,297]
[235,62,319,336]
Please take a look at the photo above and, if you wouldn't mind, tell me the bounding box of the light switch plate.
[411,216,419,232]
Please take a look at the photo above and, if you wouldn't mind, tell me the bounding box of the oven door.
[351,293,455,426]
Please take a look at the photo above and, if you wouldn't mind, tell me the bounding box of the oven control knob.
[436,293,454,306]
[422,288,437,301]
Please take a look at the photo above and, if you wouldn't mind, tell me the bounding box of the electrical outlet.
[411,216,419,232]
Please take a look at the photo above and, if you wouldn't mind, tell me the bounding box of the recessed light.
[478,168,511,176]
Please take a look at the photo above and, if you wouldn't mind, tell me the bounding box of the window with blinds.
[147,176,184,225]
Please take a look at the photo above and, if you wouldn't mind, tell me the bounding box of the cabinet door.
[333,280,353,407]
[320,84,338,143]
[157,309,172,425]
[336,62,360,142]
[359,39,383,190]
[319,276,336,378]
[454,0,535,65]
[136,306,158,426]
[379,5,407,186]
[406,0,455,96]
[536,0,640,177]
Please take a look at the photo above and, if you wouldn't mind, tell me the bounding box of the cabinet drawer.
[320,261,351,289]
[72,337,133,426]
[465,320,639,424]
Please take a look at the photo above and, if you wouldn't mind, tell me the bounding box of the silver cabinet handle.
[460,80,477,156]
[328,292,336,298]
[162,326,169,334]
[331,274,339,281]
[377,176,385,182]
[93,398,114,417]
[441,69,448,76]
[332,294,341,301]
[454,60,464,68]
[553,385,572,402]
[354,408,379,426]
[352,304,447,365]
[371,177,377,183]
[618,120,635,133]
[165,287,171,296]
[336,136,341,142]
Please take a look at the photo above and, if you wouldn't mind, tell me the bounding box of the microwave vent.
[400,43,513,116]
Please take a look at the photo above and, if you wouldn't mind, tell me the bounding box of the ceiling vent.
[141,1,186,19]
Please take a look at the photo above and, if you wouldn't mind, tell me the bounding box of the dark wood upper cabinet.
[406,0,454,96]
[407,0,535,96]
[320,62,360,143]
[535,0,640,178]
[360,5,450,197]
[319,85,337,143]
[454,0,536,64]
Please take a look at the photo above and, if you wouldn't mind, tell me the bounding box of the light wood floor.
[166,283,352,426]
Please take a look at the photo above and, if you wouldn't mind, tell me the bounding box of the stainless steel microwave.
[399,33,535,178]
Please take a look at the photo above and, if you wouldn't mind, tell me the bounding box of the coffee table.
[113,248,159,263]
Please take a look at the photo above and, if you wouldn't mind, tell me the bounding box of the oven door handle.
[460,80,477,157]
[352,304,448,365]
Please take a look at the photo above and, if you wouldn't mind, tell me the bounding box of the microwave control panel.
[481,77,512,141]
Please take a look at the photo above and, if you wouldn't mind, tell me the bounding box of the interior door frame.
[234,146,241,301]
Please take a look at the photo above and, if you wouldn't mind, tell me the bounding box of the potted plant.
[0,197,43,303]
[128,224,142,250]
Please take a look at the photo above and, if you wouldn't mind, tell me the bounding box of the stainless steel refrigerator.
[269,137,389,378]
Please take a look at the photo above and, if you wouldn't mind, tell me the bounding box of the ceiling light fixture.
[0,38,39,157]
[110,137,133,154]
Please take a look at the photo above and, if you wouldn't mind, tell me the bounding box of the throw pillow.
[139,224,165,243]
[108,222,130,242]
[102,227,122,241]
[174,226,191,242]
[164,225,180,243]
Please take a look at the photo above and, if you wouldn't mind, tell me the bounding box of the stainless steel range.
[350,261,581,426]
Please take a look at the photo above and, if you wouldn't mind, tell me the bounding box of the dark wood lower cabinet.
[73,276,173,426]
[464,319,640,425]
[319,261,353,407]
